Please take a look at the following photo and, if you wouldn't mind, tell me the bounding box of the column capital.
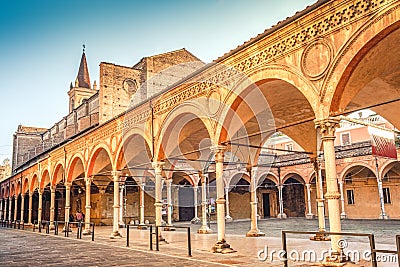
[152,161,165,174]
[305,183,311,188]
[29,191,34,197]
[314,117,340,140]
[50,185,57,192]
[38,188,44,194]
[14,195,18,199]
[111,171,122,179]
[65,181,72,187]
[212,145,226,163]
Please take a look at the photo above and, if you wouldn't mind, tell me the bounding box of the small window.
[383,188,391,204]
[341,132,351,146]
[347,189,355,205]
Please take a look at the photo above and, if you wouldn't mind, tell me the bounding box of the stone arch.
[66,155,85,183]
[155,102,215,174]
[16,181,21,196]
[40,169,51,189]
[216,66,318,166]
[329,14,400,127]
[115,127,153,178]
[10,183,15,197]
[282,172,306,185]
[30,174,38,192]
[380,159,400,179]
[258,171,279,185]
[227,171,251,187]
[339,162,376,182]
[52,162,65,186]
[22,177,29,194]
[87,144,114,177]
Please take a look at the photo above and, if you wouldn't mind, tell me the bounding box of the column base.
[306,213,315,219]
[225,215,233,222]
[191,217,201,224]
[197,225,212,234]
[137,224,148,230]
[211,240,236,254]
[310,231,331,241]
[82,229,92,235]
[379,214,389,220]
[340,213,347,219]
[119,222,126,228]
[277,213,287,219]
[246,229,265,237]
[109,231,122,239]
[49,224,55,230]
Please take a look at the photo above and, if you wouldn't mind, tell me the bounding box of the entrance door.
[263,193,270,218]
[178,187,194,221]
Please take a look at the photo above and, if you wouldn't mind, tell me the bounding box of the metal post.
[396,235,400,267]
[80,222,83,239]
[92,223,95,241]
[369,234,377,267]
[187,227,192,257]
[149,225,153,251]
[282,231,288,267]
[126,224,130,247]
[77,223,80,239]
[155,226,159,251]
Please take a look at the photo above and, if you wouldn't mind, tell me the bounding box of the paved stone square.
[1,218,399,266]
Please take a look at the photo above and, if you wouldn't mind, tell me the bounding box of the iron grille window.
[383,188,391,204]
[347,189,355,205]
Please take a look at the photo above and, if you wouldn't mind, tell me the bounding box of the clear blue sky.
[0,0,316,163]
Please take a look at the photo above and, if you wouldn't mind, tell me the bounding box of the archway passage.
[331,25,400,129]
[258,177,278,218]
[283,177,305,217]
[173,173,194,222]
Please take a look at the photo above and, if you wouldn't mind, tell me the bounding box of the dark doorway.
[178,185,194,221]
[283,177,305,217]
[263,193,270,218]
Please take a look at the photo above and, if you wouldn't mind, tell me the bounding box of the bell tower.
[68,45,97,113]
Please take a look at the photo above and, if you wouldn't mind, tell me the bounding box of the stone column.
[152,162,164,240]
[20,193,25,223]
[83,176,92,235]
[375,158,389,219]
[247,168,264,237]
[64,182,71,223]
[38,189,44,224]
[224,186,233,222]
[315,118,343,257]
[166,179,173,226]
[8,197,12,221]
[49,185,56,229]
[138,180,147,229]
[305,184,314,219]
[277,185,287,218]
[191,185,201,223]
[338,181,347,219]
[14,195,18,221]
[110,171,122,238]
[28,191,33,224]
[198,173,212,234]
[211,145,234,253]
[64,182,71,231]
[0,199,3,220]
[119,184,125,226]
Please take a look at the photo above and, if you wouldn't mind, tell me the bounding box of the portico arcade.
[2,0,400,261]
